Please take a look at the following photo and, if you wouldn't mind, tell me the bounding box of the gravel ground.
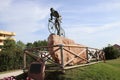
[0,70,23,79]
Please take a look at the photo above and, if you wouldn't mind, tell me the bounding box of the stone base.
[48,34,87,65]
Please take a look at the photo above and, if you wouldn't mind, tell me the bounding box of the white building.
[0,30,16,51]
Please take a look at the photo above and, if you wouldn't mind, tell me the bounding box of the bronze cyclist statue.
[48,8,65,37]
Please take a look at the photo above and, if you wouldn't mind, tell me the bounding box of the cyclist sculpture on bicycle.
[50,8,61,35]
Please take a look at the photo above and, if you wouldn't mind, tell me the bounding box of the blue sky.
[0,0,120,48]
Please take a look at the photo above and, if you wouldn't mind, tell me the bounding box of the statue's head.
[50,8,54,12]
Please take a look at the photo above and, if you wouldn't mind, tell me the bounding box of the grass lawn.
[45,58,120,80]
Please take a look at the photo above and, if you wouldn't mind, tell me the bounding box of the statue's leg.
[57,22,60,36]
[55,19,60,36]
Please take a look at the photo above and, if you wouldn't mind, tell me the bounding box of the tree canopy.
[103,45,120,60]
[0,39,48,72]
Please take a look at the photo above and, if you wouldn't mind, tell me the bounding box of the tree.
[26,42,33,49]
[0,40,16,71]
[16,40,26,50]
[103,45,120,60]
[33,40,48,47]
[0,40,25,71]
[0,39,48,72]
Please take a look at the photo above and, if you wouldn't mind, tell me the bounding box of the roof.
[0,30,16,36]
[113,44,120,50]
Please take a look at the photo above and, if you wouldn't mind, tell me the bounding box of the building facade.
[0,30,16,51]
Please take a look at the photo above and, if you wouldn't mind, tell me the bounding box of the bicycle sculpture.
[48,18,65,37]
[48,8,65,37]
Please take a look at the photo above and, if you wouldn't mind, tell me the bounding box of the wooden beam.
[53,47,60,53]
[23,52,26,69]
[64,61,101,70]
[86,47,89,62]
[60,45,64,68]
[63,48,88,62]
[87,50,97,61]
[64,49,86,66]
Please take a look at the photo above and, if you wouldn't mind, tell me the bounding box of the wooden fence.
[23,44,105,72]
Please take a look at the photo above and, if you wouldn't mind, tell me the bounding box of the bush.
[103,45,120,60]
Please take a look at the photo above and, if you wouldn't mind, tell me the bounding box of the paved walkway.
[0,70,23,79]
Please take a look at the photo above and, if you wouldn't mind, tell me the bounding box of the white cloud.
[66,21,120,34]
[0,1,50,22]
[62,1,120,14]
[0,0,13,11]
[83,2,120,13]
[65,21,120,48]
[0,0,59,42]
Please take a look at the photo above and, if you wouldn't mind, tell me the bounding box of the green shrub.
[103,45,120,60]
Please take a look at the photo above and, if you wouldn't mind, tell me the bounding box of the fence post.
[59,44,65,72]
[86,47,89,63]
[96,50,99,61]
[24,51,26,69]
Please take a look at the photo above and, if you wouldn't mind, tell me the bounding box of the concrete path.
[0,70,23,79]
